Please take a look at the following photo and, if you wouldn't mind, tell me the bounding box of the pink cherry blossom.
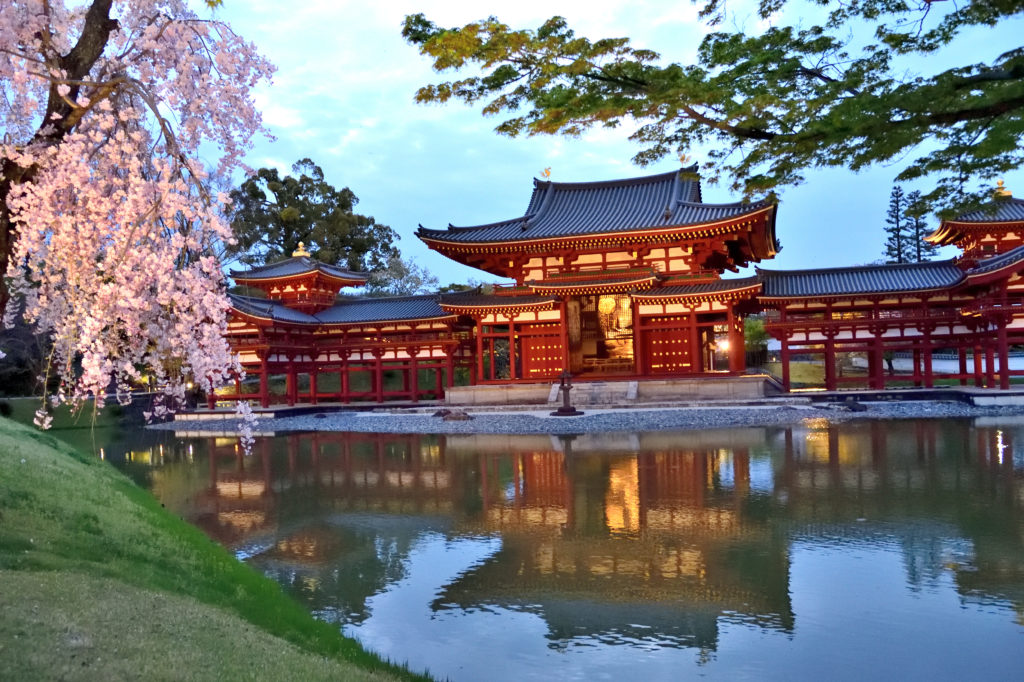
[1,1,274,438]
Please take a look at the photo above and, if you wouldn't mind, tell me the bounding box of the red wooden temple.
[219,167,1024,406]
[760,183,1024,391]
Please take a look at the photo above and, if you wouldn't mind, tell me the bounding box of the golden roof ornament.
[995,179,1012,198]
[540,167,551,179]
[292,241,311,257]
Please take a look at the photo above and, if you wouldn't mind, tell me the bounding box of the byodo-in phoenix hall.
[220,167,1024,407]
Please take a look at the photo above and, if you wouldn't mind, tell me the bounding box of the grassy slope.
[0,417,429,681]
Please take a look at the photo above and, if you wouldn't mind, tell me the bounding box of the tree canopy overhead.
[403,1,1024,215]
[0,1,272,424]
[225,158,399,273]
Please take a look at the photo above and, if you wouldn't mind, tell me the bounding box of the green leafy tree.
[438,279,487,293]
[403,2,1024,214]
[226,158,399,271]
[884,186,912,264]
[364,255,440,297]
[905,190,940,262]
[744,316,770,353]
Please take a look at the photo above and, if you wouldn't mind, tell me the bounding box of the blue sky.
[210,1,1024,286]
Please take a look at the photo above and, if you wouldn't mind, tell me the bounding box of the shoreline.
[153,400,1024,436]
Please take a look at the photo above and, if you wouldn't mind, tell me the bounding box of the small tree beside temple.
[906,190,940,263]
[883,186,939,264]
[883,186,911,264]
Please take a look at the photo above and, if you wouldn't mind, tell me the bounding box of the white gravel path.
[153,400,1024,436]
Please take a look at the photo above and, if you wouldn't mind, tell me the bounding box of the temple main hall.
[220,166,1024,406]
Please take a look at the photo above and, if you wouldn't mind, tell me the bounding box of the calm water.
[107,418,1024,681]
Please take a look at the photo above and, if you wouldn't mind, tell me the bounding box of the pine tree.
[883,186,912,264]
[905,190,940,262]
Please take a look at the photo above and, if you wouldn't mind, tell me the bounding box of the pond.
[105,418,1024,681]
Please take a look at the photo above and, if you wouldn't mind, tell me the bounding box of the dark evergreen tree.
[883,186,912,264]
[905,190,940,262]
[225,158,400,272]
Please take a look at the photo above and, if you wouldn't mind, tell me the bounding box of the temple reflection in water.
[120,418,1024,651]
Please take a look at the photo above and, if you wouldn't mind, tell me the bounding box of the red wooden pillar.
[912,347,922,387]
[435,359,444,398]
[445,351,455,388]
[727,307,744,373]
[986,343,996,388]
[476,318,486,382]
[689,313,702,373]
[259,356,270,408]
[559,298,570,372]
[487,338,495,381]
[922,331,934,388]
[998,318,1010,390]
[871,336,884,390]
[974,343,984,388]
[780,335,791,392]
[824,336,837,391]
[374,353,384,402]
[632,298,644,375]
[310,365,318,405]
[508,319,517,381]
[411,355,420,403]
[341,360,351,404]
[286,358,296,406]
[958,347,968,387]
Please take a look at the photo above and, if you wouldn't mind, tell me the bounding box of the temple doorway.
[569,294,635,376]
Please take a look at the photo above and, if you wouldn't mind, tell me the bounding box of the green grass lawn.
[0,416,429,681]
[3,395,124,429]
[765,361,829,386]
[764,361,1024,389]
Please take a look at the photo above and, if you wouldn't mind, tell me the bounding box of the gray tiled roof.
[417,167,771,245]
[757,260,964,298]
[230,256,367,283]
[633,277,761,298]
[439,292,558,309]
[229,294,321,324]
[315,295,451,324]
[230,293,451,326]
[967,244,1024,276]
[953,197,1024,223]
[528,271,659,291]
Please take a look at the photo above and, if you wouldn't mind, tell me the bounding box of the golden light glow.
[605,458,640,533]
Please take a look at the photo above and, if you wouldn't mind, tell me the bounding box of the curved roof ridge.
[676,198,768,209]
[419,215,530,234]
[967,243,1024,275]
[339,293,440,304]
[718,274,761,284]
[947,196,1024,224]
[530,166,693,191]
[229,256,367,281]
[756,258,957,276]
